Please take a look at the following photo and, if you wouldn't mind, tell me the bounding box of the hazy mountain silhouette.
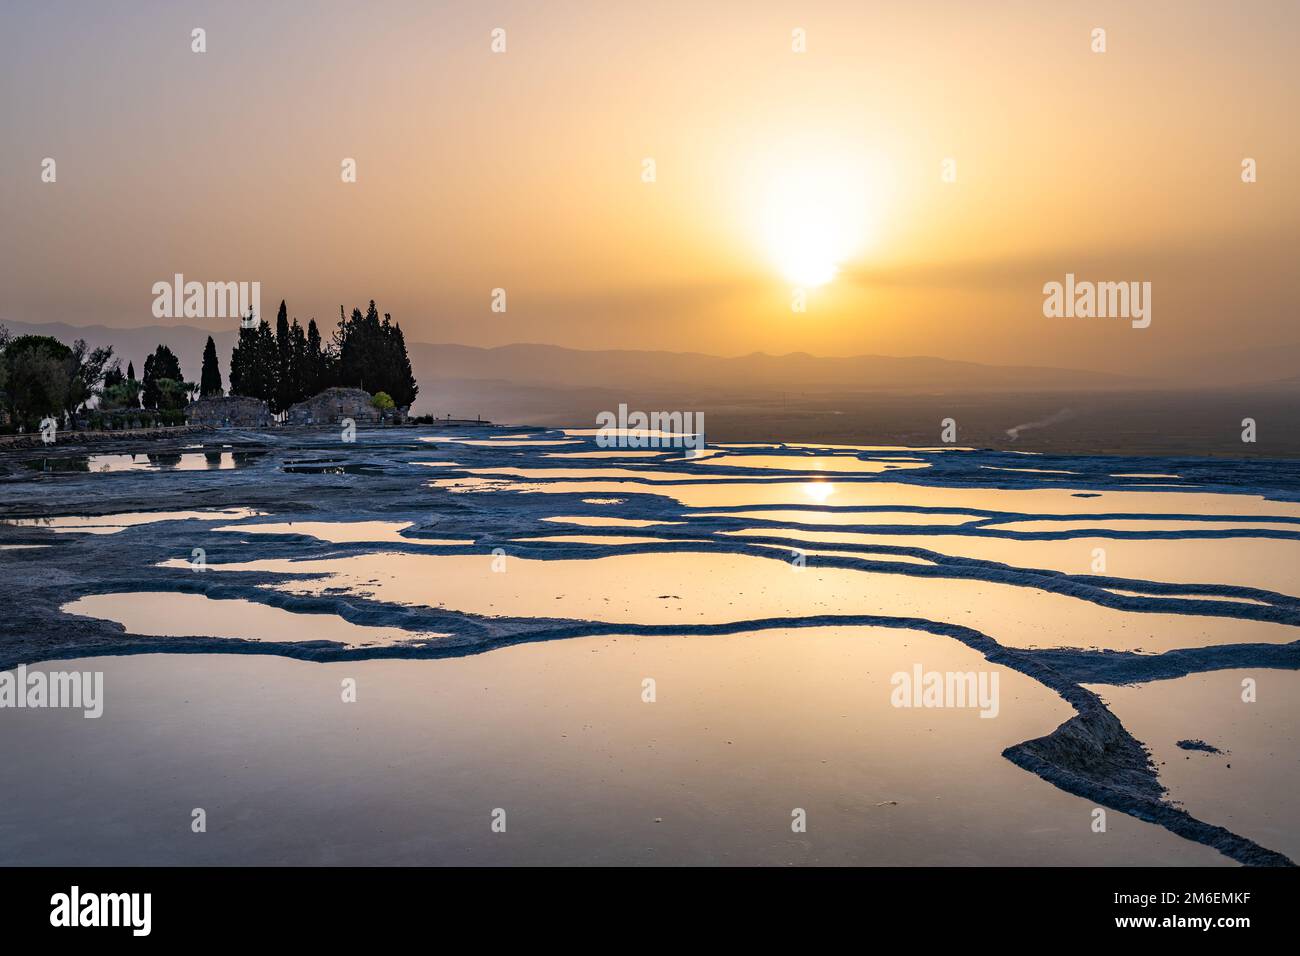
[2,320,1141,392]
[412,343,1139,392]
[4,321,1297,418]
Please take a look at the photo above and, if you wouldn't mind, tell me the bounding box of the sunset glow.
[1,1,1293,379]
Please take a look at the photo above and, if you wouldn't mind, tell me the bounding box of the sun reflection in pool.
[802,480,836,503]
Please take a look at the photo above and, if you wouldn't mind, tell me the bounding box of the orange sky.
[1,0,1296,376]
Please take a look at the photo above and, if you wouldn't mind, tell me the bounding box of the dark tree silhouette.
[1,335,72,425]
[273,300,296,413]
[305,319,327,395]
[199,335,223,397]
[383,316,418,408]
[227,298,417,412]
[228,325,253,398]
[255,319,277,405]
[229,312,276,405]
[141,344,181,410]
[290,319,308,406]
[333,301,418,407]
[65,339,115,415]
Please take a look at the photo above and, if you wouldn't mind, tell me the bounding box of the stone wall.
[285,387,383,426]
[185,395,273,428]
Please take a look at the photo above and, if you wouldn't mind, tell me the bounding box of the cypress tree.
[255,319,277,406]
[274,300,294,413]
[383,313,418,407]
[290,320,308,405]
[228,317,257,398]
[306,319,326,395]
[199,335,223,397]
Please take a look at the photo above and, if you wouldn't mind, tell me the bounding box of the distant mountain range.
[411,342,1138,392]
[2,321,1296,421]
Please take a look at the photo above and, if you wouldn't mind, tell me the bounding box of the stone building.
[286,387,390,426]
[185,395,273,428]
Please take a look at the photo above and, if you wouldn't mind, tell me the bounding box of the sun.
[761,174,855,286]
[751,148,887,289]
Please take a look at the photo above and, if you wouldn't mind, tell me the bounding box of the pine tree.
[199,335,223,397]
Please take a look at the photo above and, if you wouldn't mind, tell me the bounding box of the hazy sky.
[1,0,1295,375]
